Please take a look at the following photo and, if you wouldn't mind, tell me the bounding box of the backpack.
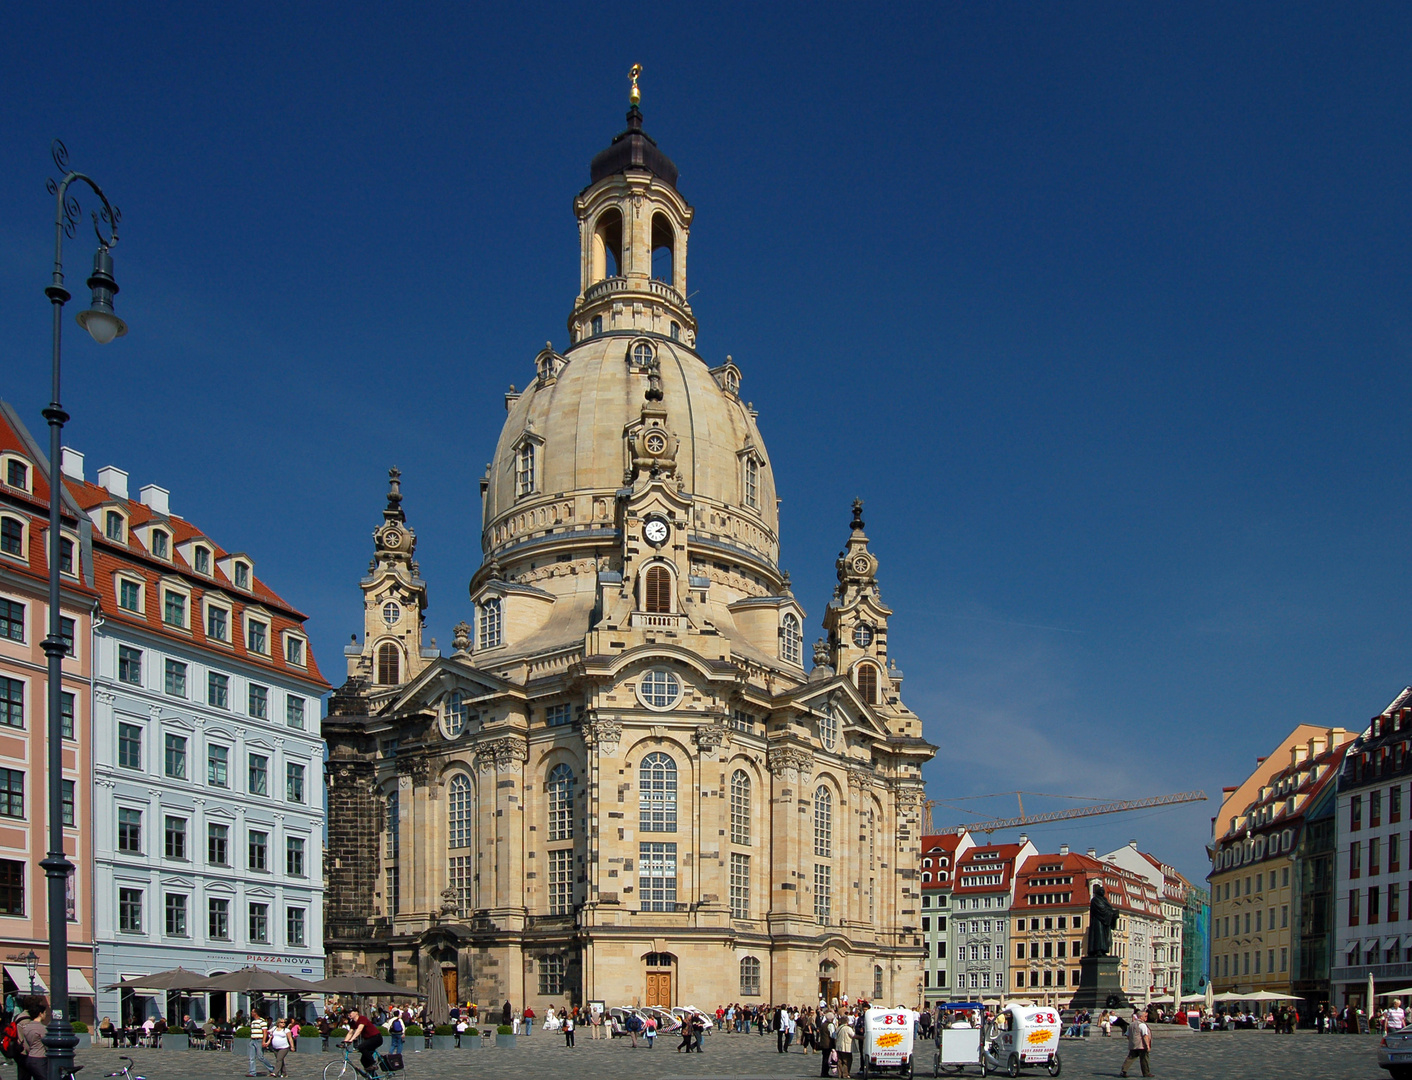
[1,1020,22,1061]
[390,1018,404,1035]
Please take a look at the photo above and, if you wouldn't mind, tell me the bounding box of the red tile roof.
[1013,851,1162,919]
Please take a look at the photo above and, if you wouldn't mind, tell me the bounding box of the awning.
[67,968,96,997]
[4,966,47,994]
[1387,937,1402,955]
[1366,938,1382,953]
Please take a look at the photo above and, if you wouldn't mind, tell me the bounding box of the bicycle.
[101,1057,145,1080]
[324,1042,389,1080]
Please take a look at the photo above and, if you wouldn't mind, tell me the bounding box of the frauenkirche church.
[323,74,937,1011]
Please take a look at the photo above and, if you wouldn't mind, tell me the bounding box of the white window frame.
[0,515,28,564]
[283,631,307,667]
[0,454,32,494]
[160,580,192,631]
[205,598,232,645]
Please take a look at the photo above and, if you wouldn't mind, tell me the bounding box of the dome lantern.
[572,84,696,346]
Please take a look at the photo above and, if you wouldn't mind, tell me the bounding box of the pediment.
[786,678,890,741]
[388,656,523,715]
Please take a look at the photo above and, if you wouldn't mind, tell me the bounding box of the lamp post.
[8,950,41,994]
[41,140,127,1080]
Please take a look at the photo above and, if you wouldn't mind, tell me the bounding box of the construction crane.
[923,790,1207,835]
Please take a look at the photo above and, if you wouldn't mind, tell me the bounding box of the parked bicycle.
[102,1057,145,1080]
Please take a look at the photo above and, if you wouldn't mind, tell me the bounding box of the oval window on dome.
[637,668,682,711]
[631,340,656,369]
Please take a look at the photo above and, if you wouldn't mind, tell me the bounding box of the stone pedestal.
[1068,956,1132,1013]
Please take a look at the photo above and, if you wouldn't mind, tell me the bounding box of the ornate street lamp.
[41,139,127,1080]
[8,950,41,994]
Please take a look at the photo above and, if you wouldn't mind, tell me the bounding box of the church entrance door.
[645,971,672,1008]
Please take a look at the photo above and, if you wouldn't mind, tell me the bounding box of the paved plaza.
[70,1030,1395,1080]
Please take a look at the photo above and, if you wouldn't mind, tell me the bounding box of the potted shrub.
[298,1025,318,1048]
[461,1027,480,1049]
[71,1021,89,1049]
[404,1024,424,1041]
[495,1023,516,1048]
[231,1026,252,1054]
[431,1024,457,1050]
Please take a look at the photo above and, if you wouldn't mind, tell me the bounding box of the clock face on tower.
[643,516,670,547]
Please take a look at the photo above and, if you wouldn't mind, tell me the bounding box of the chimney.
[96,465,128,500]
[1310,736,1327,757]
[1059,844,1070,856]
[139,484,170,517]
[1129,839,1138,850]
[1291,744,1308,767]
[1086,848,1097,858]
[60,447,84,482]
[1018,833,1028,846]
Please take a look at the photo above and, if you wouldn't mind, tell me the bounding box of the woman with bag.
[268,1018,292,1078]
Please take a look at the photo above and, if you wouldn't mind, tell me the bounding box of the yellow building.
[323,85,936,1012]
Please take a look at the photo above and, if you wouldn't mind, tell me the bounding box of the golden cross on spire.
[629,63,643,107]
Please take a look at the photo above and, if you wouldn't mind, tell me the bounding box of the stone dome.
[481,334,779,580]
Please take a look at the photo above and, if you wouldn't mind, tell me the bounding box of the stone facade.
[323,94,936,1013]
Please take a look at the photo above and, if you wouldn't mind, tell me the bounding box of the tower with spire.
[347,467,433,694]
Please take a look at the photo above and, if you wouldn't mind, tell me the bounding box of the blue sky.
[5,3,1412,883]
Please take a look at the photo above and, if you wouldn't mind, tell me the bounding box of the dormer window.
[630,340,656,369]
[247,618,268,655]
[234,561,251,590]
[5,461,27,491]
[117,578,143,613]
[516,442,536,498]
[193,546,211,575]
[480,598,503,649]
[105,511,125,542]
[744,456,759,509]
[285,635,305,666]
[0,518,22,558]
[59,538,74,575]
[162,589,187,628]
[151,529,169,559]
[206,603,229,642]
[781,612,802,665]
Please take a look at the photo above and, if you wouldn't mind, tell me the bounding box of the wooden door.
[645,972,671,1008]
[442,968,458,1009]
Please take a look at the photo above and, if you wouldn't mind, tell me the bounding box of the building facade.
[920,831,971,1007]
[1332,689,1412,1009]
[1010,848,1160,1005]
[56,460,329,1023]
[1180,881,1210,995]
[1101,841,1189,999]
[945,840,1033,999]
[323,97,937,1012]
[1209,725,1352,1008]
[0,403,99,1021]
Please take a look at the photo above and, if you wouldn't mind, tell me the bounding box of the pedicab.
[930,1002,984,1075]
[979,1003,1060,1077]
[859,1007,917,1079]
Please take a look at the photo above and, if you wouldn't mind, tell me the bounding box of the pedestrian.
[248,1011,276,1077]
[1391,999,1408,1033]
[17,996,47,1080]
[817,1014,835,1078]
[645,1013,656,1048]
[775,1006,787,1053]
[389,1010,405,1057]
[1119,1009,1152,1079]
[269,1018,292,1078]
[564,1012,575,1047]
[834,1013,854,1078]
[318,1014,333,1052]
[523,1006,535,1036]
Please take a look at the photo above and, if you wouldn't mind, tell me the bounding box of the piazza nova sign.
[1214,826,1299,872]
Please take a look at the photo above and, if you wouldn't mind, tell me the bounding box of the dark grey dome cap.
[589,107,680,188]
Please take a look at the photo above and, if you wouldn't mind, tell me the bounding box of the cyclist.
[343,1008,382,1075]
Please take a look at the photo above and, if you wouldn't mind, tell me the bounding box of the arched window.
[922,872,931,882]
[480,598,502,649]
[631,340,655,368]
[548,763,574,841]
[0,517,22,557]
[377,642,401,685]
[651,213,675,286]
[516,442,536,497]
[639,752,677,833]
[819,706,839,751]
[385,788,400,861]
[739,956,761,997]
[874,965,884,999]
[104,510,124,542]
[445,691,467,737]
[781,612,802,665]
[592,208,623,282]
[730,770,751,846]
[857,662,878,705]
[814,786,832,858]
[448,775,471,848]
[448,773,472,917]
[644,565,672,613]
[58,537,74,574]
[744,456,759,509]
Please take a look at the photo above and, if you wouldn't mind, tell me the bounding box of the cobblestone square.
[72,1030,1392,1080]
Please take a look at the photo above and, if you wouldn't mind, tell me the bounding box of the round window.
[637,668,682,711]
[852,624,873,648]
[632,341,655,368]
[383,601,401,626]
[645,431,667,455]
